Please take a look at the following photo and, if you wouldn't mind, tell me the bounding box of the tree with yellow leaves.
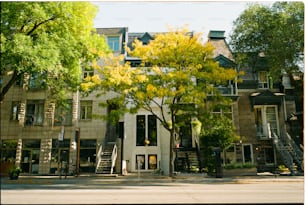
[82,27,238,176]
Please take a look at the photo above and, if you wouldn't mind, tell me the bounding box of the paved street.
[1,174,304,204]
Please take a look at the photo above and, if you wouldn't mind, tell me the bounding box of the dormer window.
[107,36,120,52]
[258,71,269,89]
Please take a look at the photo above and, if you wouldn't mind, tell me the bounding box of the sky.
[92,1,273,39]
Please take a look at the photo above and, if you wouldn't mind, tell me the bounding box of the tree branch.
[26,16,57,36]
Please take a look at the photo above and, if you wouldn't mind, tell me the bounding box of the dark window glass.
[52,139,70,148]
[29,73,46,89]
[177,115,192,147]
[80,139,96,173]
[11,101,20,121]
[25,100,44,126]
[265,147,274,164]
[0,140,17,163]
[22,139,41,149]
[80,139,96,148]
[148,115,157,146]
[136,115,145,146]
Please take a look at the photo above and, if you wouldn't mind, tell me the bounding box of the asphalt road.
[1,176,304,204]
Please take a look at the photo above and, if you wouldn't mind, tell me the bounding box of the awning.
[250,90,284,107]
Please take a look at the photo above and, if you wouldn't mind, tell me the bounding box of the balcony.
[216,85,235,95]
[209,84,237,97]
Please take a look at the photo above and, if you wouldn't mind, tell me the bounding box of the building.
[0,27,303,176]
[0,27,128,176]
[207,30,303,174]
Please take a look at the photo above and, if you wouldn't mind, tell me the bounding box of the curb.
[1,174,304,185]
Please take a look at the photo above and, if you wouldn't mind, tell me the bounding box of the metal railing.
[281,129,303,171]
[95,144,103,173]
[271,124,304,173]
[272,132,294,173]
[110,144,117,175]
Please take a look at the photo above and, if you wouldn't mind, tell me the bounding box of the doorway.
[21,139,41,174]
[50,139,70,174]
[242,144,253,163]
[254,105,279,138]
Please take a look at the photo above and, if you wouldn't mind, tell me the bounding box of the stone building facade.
[0,27,303,176]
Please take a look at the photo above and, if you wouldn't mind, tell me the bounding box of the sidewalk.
[1,172,304,185]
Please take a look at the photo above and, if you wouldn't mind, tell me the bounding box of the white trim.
[254,105,279,139]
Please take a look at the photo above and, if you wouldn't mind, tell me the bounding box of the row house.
[207,31,303,174]
[0,27,303,176]
[0,27,128,176]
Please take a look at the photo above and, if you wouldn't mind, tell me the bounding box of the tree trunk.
[169,129,175,177]
[0,70,19,102]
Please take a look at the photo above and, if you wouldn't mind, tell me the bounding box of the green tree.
[0,2,109,102]
[199,112,239,173]
[82,27,238,176]
[229,2,304,79]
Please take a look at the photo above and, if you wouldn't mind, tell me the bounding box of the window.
[15,75,23,87]
[136,115,157,146]
[29,73,46,89]
[177,115,192,147]
[54,100,73,126]
[80,139,97,173]
[0,140,17,164]
[258,71,269,89]
[80,101,92,120]
[83,70,94,80]
[212,105,233,120]
[25,100,44,126]
[136,115,145,146]
[148,115,157,146]
[107,36,120,51]
[148,155,157,169]
[264,147,274,164]
[11,101,20,121]
[135,155,145,170]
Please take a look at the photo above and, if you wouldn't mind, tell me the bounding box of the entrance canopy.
[250,90,285,107]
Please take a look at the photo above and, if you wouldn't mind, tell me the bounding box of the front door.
[21,139,41,174]
[254,105,279,139]
[243,144,253,163]
[177,115,192,148]
[21,149,40,174]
